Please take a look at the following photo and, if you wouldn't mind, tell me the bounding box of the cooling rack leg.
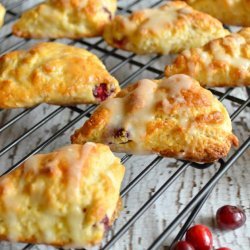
[147,138,250,250]
[169,160,226,247]
[169,188,213,249]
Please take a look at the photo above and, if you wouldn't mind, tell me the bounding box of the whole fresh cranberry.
[185,224,213,250]
[171,241,195,250]
[216,248,232,250]
[216,205,246,230]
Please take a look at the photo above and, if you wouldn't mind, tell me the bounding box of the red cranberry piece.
[114,128,129,138]
[113,128,130,144]
[93,83,112,102]
[216,248,232,250]
[101,215,110,231]
[216,205,246,230]
[186,224,213,250]
[93,215,110,230]
[113,38,127,48]
[171,241,195,250]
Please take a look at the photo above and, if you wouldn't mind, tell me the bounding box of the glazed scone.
[0,4,5,28]
[71,75,238,163]
[165,28,250,87]
[0,42,120,108]
[0,143,125,248]
[181,0,250,27]
[12,0,117,39]
[103,1,229,55]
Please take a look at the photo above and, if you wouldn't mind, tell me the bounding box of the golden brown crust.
[0,143,125,247]
[103,1,229,55]
[182,0,250,26]
[0,42,120,108]
[165,28,250,87]
[12,0,117,39]
[71,75,238,163]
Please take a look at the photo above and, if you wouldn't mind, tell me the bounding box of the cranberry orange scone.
[0,4,5,28]
[181,0,250,27]
[0,143,125,248]
[165,28,250,87]
[103,1,229,55]
[0,42,119,108]
[71,75,238,163]
[12,0,117,39]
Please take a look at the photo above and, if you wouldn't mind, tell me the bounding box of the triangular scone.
[71,75,238,163]
[0,143,125,248]
[103,1,229,55]
[165,28,250,87]
[181,0,250,27]
[12,0,117,39]
[0,4,5,28]
[0,42,120,108]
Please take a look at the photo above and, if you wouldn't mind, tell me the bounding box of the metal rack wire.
[0,0,249,250]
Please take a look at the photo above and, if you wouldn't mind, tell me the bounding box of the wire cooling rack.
[0,0,249,249]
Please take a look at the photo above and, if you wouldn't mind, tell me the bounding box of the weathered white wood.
[0,1,249,250]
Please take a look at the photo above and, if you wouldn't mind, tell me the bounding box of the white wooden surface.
[0,0,249,250]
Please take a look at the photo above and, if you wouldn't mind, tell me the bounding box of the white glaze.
[141,8,178,30]
[104,79,157,153]
[140,5,193,32]
[161,74,193,100]
[2,143,97,243]
[182,33,250,85]
[103,75,194,154]
[65,143,96,243]
[211,35,250,69]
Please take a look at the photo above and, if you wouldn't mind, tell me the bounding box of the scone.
[0,4,5,28]
[103,1,229,55]
[165,28,250,87]
[181,0,250,27]
[0,143,125,248]
[12,0,117,39]
[71,74,238,163]
[0,42,120,108]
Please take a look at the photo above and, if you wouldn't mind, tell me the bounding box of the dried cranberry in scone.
[101,215,110,231]
[114,128,130,144]
[114,128,129,139]
[113,37,128,48]
[93,83,114,102]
